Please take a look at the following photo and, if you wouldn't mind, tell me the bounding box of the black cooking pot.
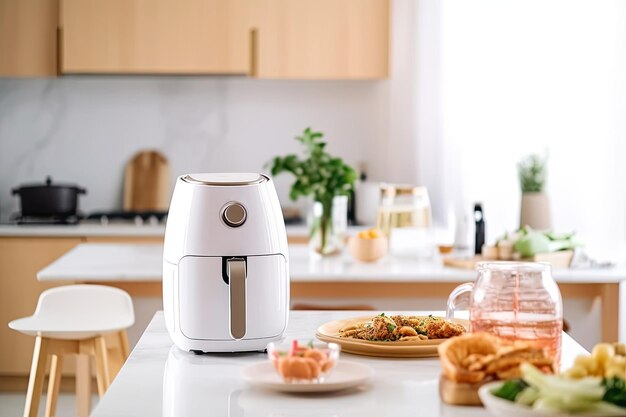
[12,176,87,217]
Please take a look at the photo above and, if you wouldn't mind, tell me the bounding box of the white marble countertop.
[91,310,586,417]
[37,242,626,284]
[0,223,336,238]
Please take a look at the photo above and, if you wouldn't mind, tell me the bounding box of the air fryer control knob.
[222,202,247,227]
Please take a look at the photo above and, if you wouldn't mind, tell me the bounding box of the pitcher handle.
[446,282,474,321]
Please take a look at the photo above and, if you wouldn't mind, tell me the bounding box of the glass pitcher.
[446,262,563,367]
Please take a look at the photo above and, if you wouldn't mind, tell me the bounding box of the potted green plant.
[269,127,357,255]
[517,153,551,230]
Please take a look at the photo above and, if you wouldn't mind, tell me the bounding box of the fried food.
[338,313,466,342]
[438,333,554,384]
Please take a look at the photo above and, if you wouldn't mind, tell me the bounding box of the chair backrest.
[34,285,135,331]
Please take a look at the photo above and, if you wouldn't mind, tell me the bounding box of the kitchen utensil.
[12,176,86,218]
[447,262,563,367]
[241,361,373,393]
[163,173,289,352]
[123,150,170,212]
[315,316,469,358]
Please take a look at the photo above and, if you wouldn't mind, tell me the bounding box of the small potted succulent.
[269,128,357,255]
[518,153,551,230]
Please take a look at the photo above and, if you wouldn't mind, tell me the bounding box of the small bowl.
[347,236,388,262]
[267,341,341,383]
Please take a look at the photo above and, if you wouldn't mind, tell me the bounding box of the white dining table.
[90,310,587,417]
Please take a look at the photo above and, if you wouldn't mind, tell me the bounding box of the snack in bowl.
[438,333,554,406]
[267,340,340,383]
[347,228,388,262]
[339,313,466,342]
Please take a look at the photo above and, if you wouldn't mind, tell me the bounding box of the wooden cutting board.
[123,150,171,212]
[443,250,574,270]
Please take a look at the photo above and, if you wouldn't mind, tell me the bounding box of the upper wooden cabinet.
[253,0,389,79]
[0,0,59,76]
[61,0,254,74]
[2,0,389,78]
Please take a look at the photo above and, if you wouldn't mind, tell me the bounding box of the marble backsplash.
[0,77,386,221]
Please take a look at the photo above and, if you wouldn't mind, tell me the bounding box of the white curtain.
[413,0,626,250]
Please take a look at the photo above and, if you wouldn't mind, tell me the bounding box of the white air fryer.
[163,173,289,352]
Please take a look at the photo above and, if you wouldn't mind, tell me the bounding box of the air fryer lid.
[183,173,266,186]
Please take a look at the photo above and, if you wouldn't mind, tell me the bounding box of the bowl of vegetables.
[479,342,626,417]
[267,340,340,383]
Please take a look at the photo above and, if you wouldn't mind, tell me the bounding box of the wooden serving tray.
[315,315,469,358]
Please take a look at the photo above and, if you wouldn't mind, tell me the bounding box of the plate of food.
[478,342,626,416]
[315,313,467,357]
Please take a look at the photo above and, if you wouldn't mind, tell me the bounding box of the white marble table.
[91,311,586,417]
[37,243,626,345]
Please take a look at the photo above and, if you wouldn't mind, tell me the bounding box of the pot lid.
[15,176,83,190]
[182,173,267,186]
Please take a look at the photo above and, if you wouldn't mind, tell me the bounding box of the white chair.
[9,285,135,417]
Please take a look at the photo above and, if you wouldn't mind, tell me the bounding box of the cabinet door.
[0,0,59,76]
[61,0,253,74]
[253,0,389,79]
[0,237,81,377]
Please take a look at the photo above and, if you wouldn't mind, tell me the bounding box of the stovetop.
[9,211,167,226]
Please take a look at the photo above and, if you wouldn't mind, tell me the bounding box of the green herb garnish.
[603,378,626,407]
[492,379,528,402]
[387,323,396,332]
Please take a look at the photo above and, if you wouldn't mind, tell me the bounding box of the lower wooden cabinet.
[0,235,163,391]
[0,237,80,379]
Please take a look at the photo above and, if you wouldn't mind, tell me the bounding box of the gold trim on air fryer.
[182,174,268,186]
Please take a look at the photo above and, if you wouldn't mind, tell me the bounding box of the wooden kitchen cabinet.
[0,0,59,76]
[0,237,79,389]
[253,0,390,79]
[61,0,254,74]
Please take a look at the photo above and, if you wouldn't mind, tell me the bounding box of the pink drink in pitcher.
[447,262,563,368]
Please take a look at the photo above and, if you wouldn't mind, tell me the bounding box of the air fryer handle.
[227,258,247,340]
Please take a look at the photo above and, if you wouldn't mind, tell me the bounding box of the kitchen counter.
[0,223,166,237]
[37,243,626,347]
[0,223,348,238]
[37,242,626,284]
[91,310,586,417]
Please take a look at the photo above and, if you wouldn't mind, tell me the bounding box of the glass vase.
[308,196,348,256]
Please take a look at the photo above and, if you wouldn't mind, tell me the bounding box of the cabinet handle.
[249,28,258,77]
[56,27,63,76]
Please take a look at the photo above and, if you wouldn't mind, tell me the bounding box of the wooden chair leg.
[118,331,130,359]
[23,336,49,417]
[75,354,91,417]
[94,336,111,396]
[44,354,63,417]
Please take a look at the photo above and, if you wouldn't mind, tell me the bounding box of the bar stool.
[9,285,135,417]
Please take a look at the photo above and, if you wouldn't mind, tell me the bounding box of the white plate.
[241,361,374,393]
[478,381,626,417]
